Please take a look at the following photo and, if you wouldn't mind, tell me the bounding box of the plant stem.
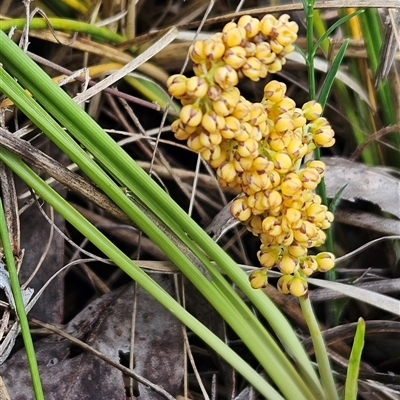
[0,198,44,400]
[300,296,339,400]
[306,1,316,99]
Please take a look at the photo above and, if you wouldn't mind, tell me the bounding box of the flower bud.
[238,15,261,38]
[201,145,221,162]
[315,252,335,272]
[189,41,206,63]
[233,155,254,173]
[214,65,239,90]
[267,58,283,73]
[270,39,284,55]
[216,161,237,183]
[242,170,271,194]
[287,275,308,297]
[249,103,268,125]
[247,217,263,237]
[299,167,321,190]
[223,23,247,47]
[284,207,302,227]
[281,172,303,197]
[232,96,252,120]
[242,41,257,56]
[252,156,273,171]
[305,159,326,176]
[203,38,226,61]
[201,111,225,133]
[263,80,286,103]
[249,268,268,289]
[231,196,252,221]
[171,119,196,140]
[186,76,209,98]
[305,203,327,224]
[209,149,227,169]
[236,138,259,158]
[187,132,206,152]
[275,97,296,113]
[180,104,203,127]
[241,57,263,81]
[262,216,282,236]
[223,46,247,69]
[268,169,281,188]
[166,74,188,98]
[255,42,276,65]
[310,117,335,147]
[207,85,222,101]
[260,14,278,36]
[302,100,323,121]
[274,115,294,133]
[292,109,307,129]
[293,221,317,244]
[272,152,292,174]
[258,244,282,268]
[211,88,240,116]
[299,256,318,276]
[277,274,292,294]
[287,242,307,258]
[235,122,252,141]
[277,254,299,275]
[275,28,297,48]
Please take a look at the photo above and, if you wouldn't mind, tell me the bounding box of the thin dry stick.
[350,124,400,160]
[128,282,138,399]
[74,27,178,104]
[31,192,113,265]
[26,51,161,110]
[0,162,20,255]
[67,236,111,295]
[0,376,11,400]
[0,128,129,223]
[22,206,54,288]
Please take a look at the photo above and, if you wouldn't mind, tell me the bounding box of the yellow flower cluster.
[167,14,335,297]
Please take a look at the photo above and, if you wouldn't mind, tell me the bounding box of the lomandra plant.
[0,2,366,400]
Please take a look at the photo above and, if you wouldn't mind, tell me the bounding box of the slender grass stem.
[0,198,44,400]
[304,0,316,99]
[299,296,339,400]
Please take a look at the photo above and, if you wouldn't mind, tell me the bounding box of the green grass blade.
[328,184,348,213]
[0,18,134,50]
[318,39,349,109]
[0,194,44,400]
[345,318,366,400]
